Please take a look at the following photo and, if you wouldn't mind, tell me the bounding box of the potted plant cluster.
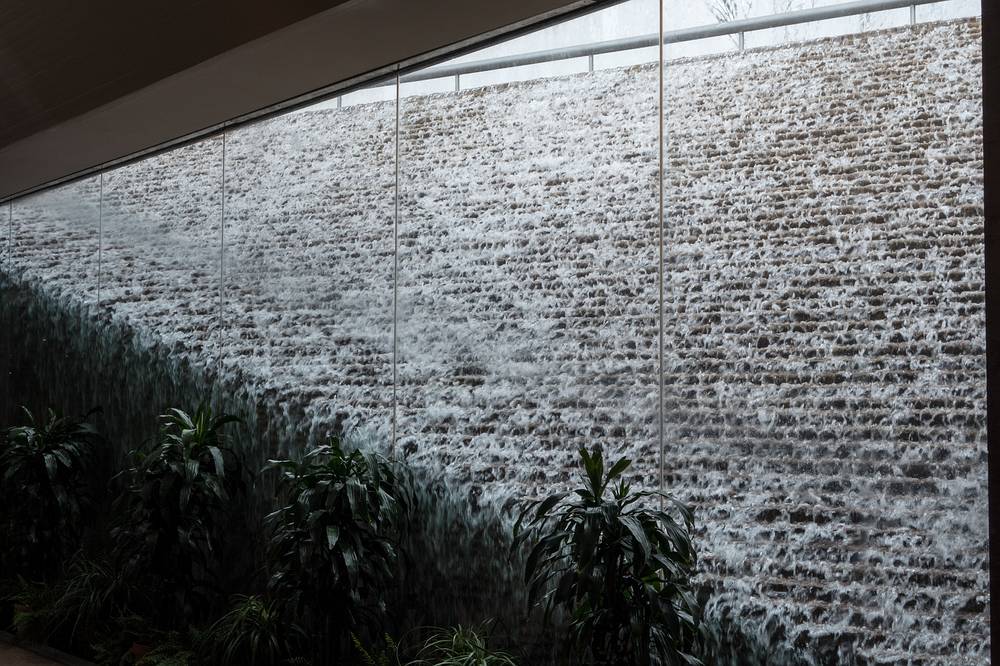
[0,401,701,665]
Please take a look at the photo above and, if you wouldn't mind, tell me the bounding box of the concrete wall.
[0,18,986,664]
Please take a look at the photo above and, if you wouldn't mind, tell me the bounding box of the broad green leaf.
[326,525,340,549]
[606,456,632,481]
[533,492,568,524]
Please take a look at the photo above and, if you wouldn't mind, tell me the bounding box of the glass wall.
[396,0,661,501]
[661,0,986,662]
[5,177,101,421]
[221,83,396,454]
[9,177,101,309]
[0,203,8,413]
[0,0,986,661]
[99,137,224,443]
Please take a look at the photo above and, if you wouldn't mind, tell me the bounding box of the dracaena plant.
[512,446,700,666]
[113,404,245,625]
[266,439,406,657]
[0,407,103,578]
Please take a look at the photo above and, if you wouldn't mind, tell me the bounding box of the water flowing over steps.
[0,17,986,664]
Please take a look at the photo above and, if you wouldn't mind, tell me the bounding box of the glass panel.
[4,178,101,421]
[100,138,224,445]
[663,0,736,59]
[1,202,9,269]
[918,0,982,20]
[309,84,397,110]
[0,203,8,416]
[460,58,590,89]
[398,0,661,502]
[220,82,395,456]
[450,4,657,81]
[10,178,101,310]
[664,4,987,662]
[744,7,910,49]
[741,0,905,16]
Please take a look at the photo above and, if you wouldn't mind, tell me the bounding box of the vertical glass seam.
[220,133,227,384]
[97,173,103,309]
[391,71,401,457]
[657,0,666,499]
[4,201,8,424]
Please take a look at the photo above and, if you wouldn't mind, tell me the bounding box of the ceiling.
[0,0,351,149]
[0,0,597,199]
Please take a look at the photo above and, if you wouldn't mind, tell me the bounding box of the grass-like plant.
[512,445,700,666]
[199,594,305,666]
[410,625,517,666]
[0,407,103,578]
[11,554,143,650]
[266,438,406,656]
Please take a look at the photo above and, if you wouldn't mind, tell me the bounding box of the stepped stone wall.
[0,18,986,664]
[662,19,986,666]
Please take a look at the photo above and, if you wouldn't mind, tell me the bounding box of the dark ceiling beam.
[0,0,353,148]
[0,0,599,201]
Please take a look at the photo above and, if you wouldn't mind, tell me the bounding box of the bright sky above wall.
[318,0,980,107]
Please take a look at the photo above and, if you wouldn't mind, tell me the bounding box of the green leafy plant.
[266,439,406,656]
[410,625,517,666]
[114,404,245,626]
[199,594,305,666]
[512,446,700,666]
[0,407,103,578]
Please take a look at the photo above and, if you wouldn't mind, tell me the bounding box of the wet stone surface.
[0,19,987,665]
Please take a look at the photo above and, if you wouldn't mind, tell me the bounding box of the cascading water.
[0,17,988,664]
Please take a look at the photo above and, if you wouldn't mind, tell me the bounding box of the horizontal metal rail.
[401,0,944,84]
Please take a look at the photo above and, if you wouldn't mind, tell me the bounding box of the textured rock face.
[659,21,986,665]
[0,18,986,664]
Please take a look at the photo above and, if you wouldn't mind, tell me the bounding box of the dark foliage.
[9,554,145,655]
[113,405,246,626]
[512,446,700,666]
[0,407,103,579]
[266,439,406,656]
[198,594,306,666]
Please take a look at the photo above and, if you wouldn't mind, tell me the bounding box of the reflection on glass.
[4,178,101,420]
[744,8,910,49]
[917,0,982,20]
[222,87,395,452]
[100,138,224,432]
[10,177,101,307]
[2,202,9,270]
[398,0,660,501]
[0,202,7,416]
[450,3,657,82]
